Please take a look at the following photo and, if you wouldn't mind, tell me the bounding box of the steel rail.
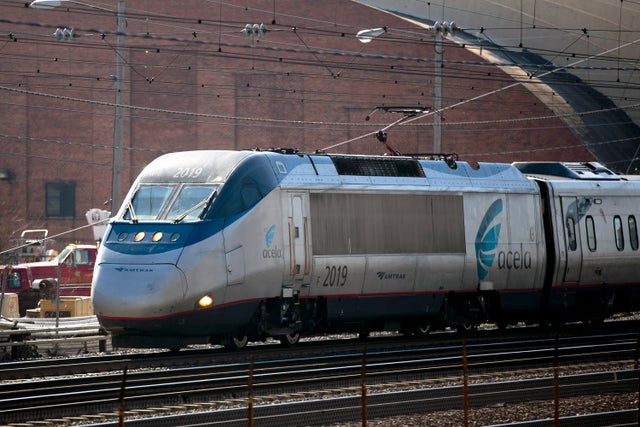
[1,326,637,381]
[1,333,636,404]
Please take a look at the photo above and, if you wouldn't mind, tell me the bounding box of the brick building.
[0,0,593,256]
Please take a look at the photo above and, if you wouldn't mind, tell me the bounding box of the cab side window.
[74,250,93,266]
[240,179,261,210]
[8,271,21,290]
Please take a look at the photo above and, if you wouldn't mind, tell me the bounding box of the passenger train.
[91,149,640,349]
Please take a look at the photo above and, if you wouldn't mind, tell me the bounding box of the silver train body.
[91,150,640,349]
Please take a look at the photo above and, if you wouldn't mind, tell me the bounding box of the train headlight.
[197,294,214,308]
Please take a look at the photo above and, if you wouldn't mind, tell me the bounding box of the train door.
[561,197,583,284]
[225,246,245,286]
[286,193,311,292]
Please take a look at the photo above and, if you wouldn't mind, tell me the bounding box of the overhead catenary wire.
[2,82,637,131]
[2,30,636,113]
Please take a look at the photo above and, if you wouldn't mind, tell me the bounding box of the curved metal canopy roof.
[355,0,640,174]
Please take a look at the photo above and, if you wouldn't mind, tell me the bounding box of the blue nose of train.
[92,262,188,320]
[92,222,197,324]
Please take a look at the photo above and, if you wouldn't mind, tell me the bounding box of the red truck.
[0,244,98,316]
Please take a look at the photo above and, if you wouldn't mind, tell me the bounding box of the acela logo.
[475,199,503,280]
[263,225,283,259]
[265,225,275,247]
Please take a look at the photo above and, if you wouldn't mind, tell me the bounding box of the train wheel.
[417,324,431,336]
[401,323,430,337]
[279,332,300,347]
[224,333,249,351]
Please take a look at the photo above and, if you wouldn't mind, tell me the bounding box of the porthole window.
[566,217,577,251]
[629,216,638,251]
[585,216,596,252]
[614,215,624,251]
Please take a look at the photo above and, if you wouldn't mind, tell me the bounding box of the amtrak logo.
[377,271,406,280]
[475,199,503,280]
[114,267,154,273]
[265,225,276,247]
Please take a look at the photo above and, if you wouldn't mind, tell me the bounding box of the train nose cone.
[92,263,187,319]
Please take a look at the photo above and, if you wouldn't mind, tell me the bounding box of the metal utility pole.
[433,21,457,154]
[111,0,125,213]
[433,30,442,153]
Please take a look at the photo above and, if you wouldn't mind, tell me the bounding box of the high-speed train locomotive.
[91,149,640,349]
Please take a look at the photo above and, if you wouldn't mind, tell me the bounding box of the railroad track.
[2,317,639,380]
[1,323,639,426]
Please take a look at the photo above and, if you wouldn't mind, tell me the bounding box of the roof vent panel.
[331,156,425,177]
[512,162,619,180]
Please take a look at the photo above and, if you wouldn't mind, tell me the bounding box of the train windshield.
[124,184,218,222]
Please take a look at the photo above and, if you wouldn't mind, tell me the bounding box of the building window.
[46,182,75,218]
